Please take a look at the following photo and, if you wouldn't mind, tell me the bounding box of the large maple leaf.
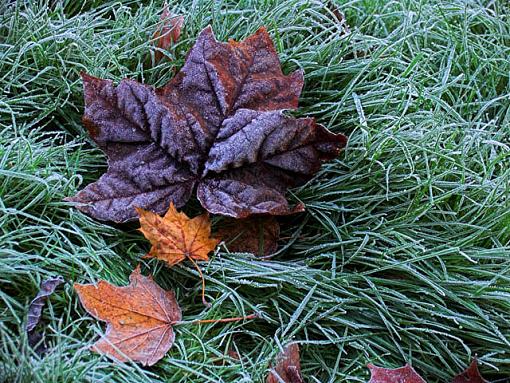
[74,266,182,366]
[68,26,347,222]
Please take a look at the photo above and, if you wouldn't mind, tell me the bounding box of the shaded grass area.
[1,0,510,381]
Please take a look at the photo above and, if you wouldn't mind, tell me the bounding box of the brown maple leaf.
[74,266,182,366]
[153,2,184,63]
[136,203,219,305]
[267,344,304,383]
[216,216,280,256]
[452,359,488,383]
[367,364,426,383]
[67,25,347,223]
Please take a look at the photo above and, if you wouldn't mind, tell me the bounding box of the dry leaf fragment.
[216,216,280,256]
[137,203,219,305]
[26,276,64,353]
[452,359,488,383]
[327,1,351,36]
[228,349,241,360]
[74,266,182,366]
[367,364,426,383]
[67,25,347,222]
[267,344,304,383]
[27,276,64,333]
[153,2,184,63]
[213,347,242,366]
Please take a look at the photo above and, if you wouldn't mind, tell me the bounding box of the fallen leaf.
[367,364,426,383]
[26,276,64,352]
[452,359,488,383]
[228,348,241,360]
[137,203,219,305]
[327,2,351,36]
[153,2,184,63]
[137,203,219,266]
[27,276,64,332]
[213,346,241,366]
[75,268,256,365]
[267,344,304,383]
[74,266,182,366]
[67,25,347,222]
[216,216,280,256]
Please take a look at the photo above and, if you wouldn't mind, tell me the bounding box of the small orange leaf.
[74,266,181,366]
[137,203,219,265]
[137,203,220,305]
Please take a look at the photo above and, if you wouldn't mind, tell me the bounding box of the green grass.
[1,0,510,382]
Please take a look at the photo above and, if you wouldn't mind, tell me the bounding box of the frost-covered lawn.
[1,1,510,381]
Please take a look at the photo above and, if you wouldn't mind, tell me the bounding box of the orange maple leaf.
[74,266,181,366]
[75,266,256,366]
[136,203,220,305]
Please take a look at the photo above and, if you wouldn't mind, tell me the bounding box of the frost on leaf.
[67,26,347,222]
[74,267,182,366]
[367,364,426,383]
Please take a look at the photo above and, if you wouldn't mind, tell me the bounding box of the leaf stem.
[172,313,258,326]
[187,256,209,307]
